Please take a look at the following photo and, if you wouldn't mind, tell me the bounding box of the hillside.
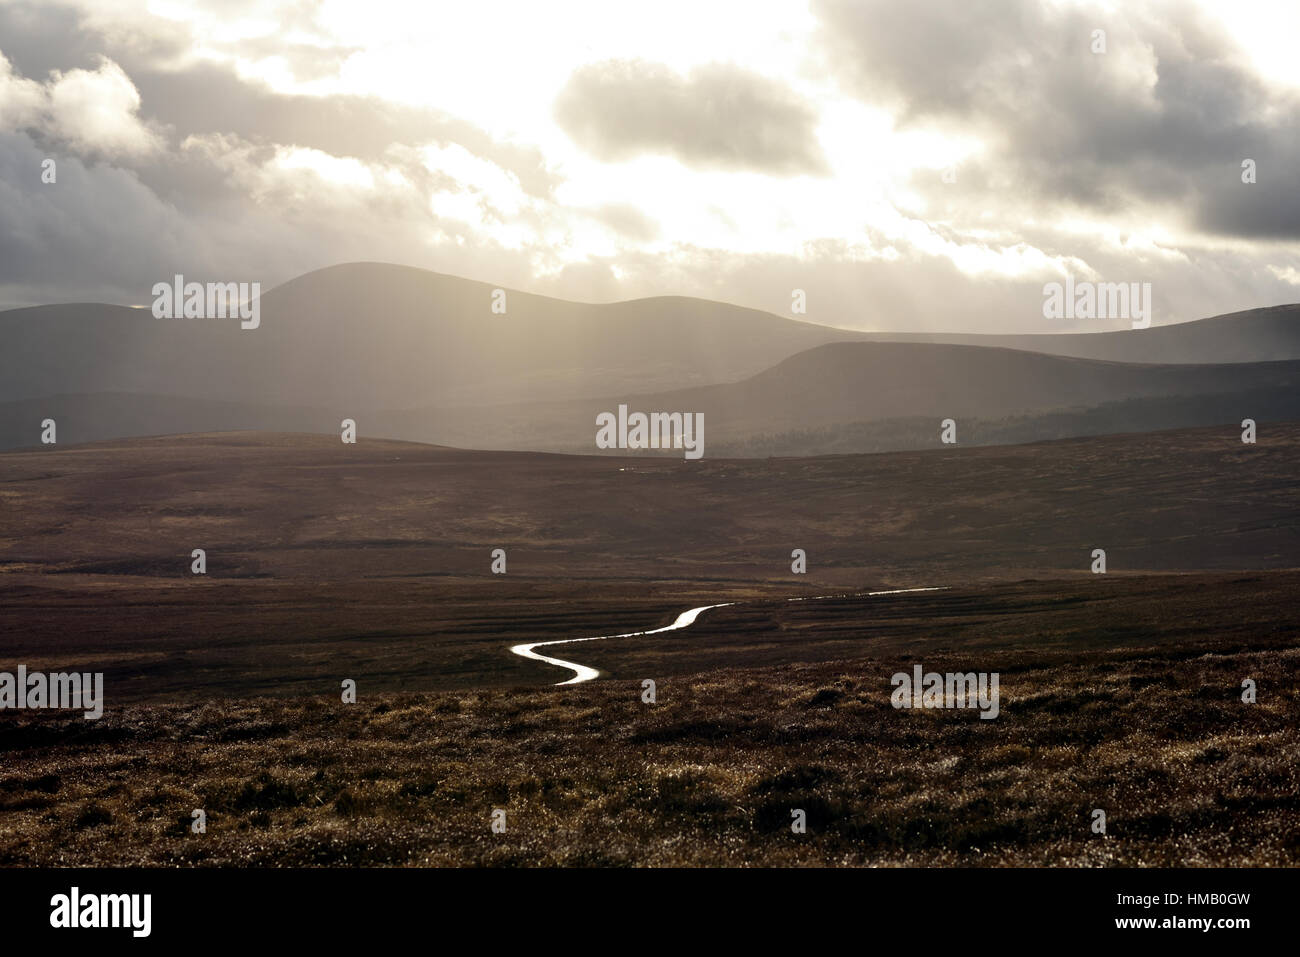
[2,265,1298,419]
[371,342,1300,453]
[3,265,1298,454]
[859,303,1300,363]
[0,263,871,410]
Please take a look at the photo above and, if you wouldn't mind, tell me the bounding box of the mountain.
[0,263,873,410]
[3,343,1298,455]
[2,265,1299,419]
[1,263,1297,454]
[856,303,1300,363]
[366,342,1300,454]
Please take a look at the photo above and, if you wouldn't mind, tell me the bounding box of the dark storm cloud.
[0,131,181,303]
[554,59,829,175]
[0,0,189,77]
[3,0,1295,330]
[0,127,545,311]
[0,0,575,308]
[0,2,101,74]
[0,1,560,201]
[127,61,561,199]
[815,0,1300,239]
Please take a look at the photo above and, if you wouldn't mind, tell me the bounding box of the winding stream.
[509,586,948,685]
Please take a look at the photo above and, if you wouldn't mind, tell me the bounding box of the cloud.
[814,0,1300,240]
[0,129,182,304]
[0,0,1296,333]
[0,50,161,159]
[125,60,562,200]
[46,56,162,157]
[587,203,660,243]
[555,59,829,175]
[0,51,44,127]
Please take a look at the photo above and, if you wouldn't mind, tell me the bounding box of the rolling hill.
[2,263,1297,454]
[1,264,1298,413]
[0,263,873,410]
[858,303,1300,363]
[367,342,1300,454]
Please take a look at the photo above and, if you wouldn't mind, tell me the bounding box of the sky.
[1,0,1298,331]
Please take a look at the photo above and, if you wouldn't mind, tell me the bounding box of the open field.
[1,423,1298,698]
[1,424,1297,865]
[1,570,1297,866]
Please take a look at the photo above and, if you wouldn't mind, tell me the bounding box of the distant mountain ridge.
[0,262,1297,454]
[2,263,1299,413]
[368,341,1300,452]
[0,263,873,410]
[854,303,1300,364]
